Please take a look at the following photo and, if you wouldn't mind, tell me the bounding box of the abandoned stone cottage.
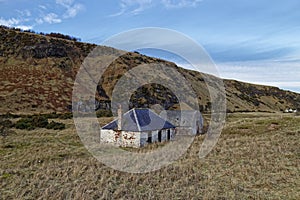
[101,108,176,148]
[160,110,204,135]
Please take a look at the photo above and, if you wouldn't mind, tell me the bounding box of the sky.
[1,0,300,93]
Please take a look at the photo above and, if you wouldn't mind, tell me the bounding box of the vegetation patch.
[96,110,113,118]
[14,116,65,130]
[46,121,65,130]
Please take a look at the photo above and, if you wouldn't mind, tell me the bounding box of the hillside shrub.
[34,112,73,119]
[1,112,20,119]
[32,116,48,128]
[96,110,113,118]
[15,118,35,130]
[59,113,73,119]
[0,118,14,128]
[46,121,65,130]
[15,116,66,130]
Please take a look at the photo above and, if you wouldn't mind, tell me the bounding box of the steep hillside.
[0,26,299,114]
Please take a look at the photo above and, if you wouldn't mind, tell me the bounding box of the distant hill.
[0,26,299,114]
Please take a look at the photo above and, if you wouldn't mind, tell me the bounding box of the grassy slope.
[0,27,300,115]
[1,113,299,199]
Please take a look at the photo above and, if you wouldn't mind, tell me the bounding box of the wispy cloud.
[16,9,31,17]
[111,0,202,16]
[38,5,47,10]
[0,17,32,30]
[162,0,202,9]
[0,7,33,30]
[111,0,153,17]
[56,0,84,18]
[0,0,84,30]
[216,60,300,93]
[0,17,19,27]
[42,13,62,24]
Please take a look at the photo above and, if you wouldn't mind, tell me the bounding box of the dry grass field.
[1,113,299,199]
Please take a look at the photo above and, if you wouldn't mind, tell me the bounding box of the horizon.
[1,0,299,93]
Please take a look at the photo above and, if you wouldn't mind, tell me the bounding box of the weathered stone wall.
[140,132,148,147]
[161,130,167,142]
[170,129,175,140]
[121,131,140,148]
[101,128,176,148]
[100,130,121,144]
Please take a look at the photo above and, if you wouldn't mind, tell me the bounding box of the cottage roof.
[160,110,203,127]
[102,108,175,132]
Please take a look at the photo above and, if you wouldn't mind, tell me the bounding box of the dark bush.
[32,116,48,128]
[43,112,60,119]
[59,113,73,119]
[46,121,65,130]
[46,32,81,42]
[0,118,14,128]
[0,118,14,137]
[1,112,20,119]
[35,112,72,119]
[15,116,66,130]
[15,118,34,130]
[96,110,113,118]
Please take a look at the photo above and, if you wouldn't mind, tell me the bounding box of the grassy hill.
[1,26,299,199]
[1,113,299,199]
[0,26,299,114]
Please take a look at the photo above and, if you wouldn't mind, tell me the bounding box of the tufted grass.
[0,113,299,199]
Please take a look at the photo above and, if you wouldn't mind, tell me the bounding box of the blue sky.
[1,0,300,93]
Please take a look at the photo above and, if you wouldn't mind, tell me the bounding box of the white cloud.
[63,3,84,18]
[35,18,44,25]
[111,0,154,16]
[16,9,31,17]
[0,17,32,30]
[15,25,33,30]
[216,60,300,93]
[162,0,202,9]
[56,0,74,7]
[0,17,20,27]
[56,0,84,19]
[111,0,202,16]
[38,5,47,10]
[43,13,62,24]
[0,0,84,30]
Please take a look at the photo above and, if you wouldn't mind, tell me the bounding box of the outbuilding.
[101,108,176,148]
[160,110,204,135]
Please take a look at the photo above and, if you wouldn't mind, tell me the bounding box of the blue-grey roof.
[102,108,175,132]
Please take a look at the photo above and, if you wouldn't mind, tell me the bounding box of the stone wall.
[121,131,140,147]
[100,128,176,148]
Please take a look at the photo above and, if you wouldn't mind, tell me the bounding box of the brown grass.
[0,113,299,199]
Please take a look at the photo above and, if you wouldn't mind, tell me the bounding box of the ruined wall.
[121,131,140,148]
[100,130,121,144]
[140,132,148,147]
[161,130,167,142]
[100,128,176,148]
[140,129,176,146]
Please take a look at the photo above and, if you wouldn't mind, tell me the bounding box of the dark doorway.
[158,130,162,142]
[167,130,171,140]
[147,132,152,143]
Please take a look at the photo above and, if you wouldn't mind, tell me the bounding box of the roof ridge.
[133,109,141,132]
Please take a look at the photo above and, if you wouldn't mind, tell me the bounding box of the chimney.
[117,104,122,130]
